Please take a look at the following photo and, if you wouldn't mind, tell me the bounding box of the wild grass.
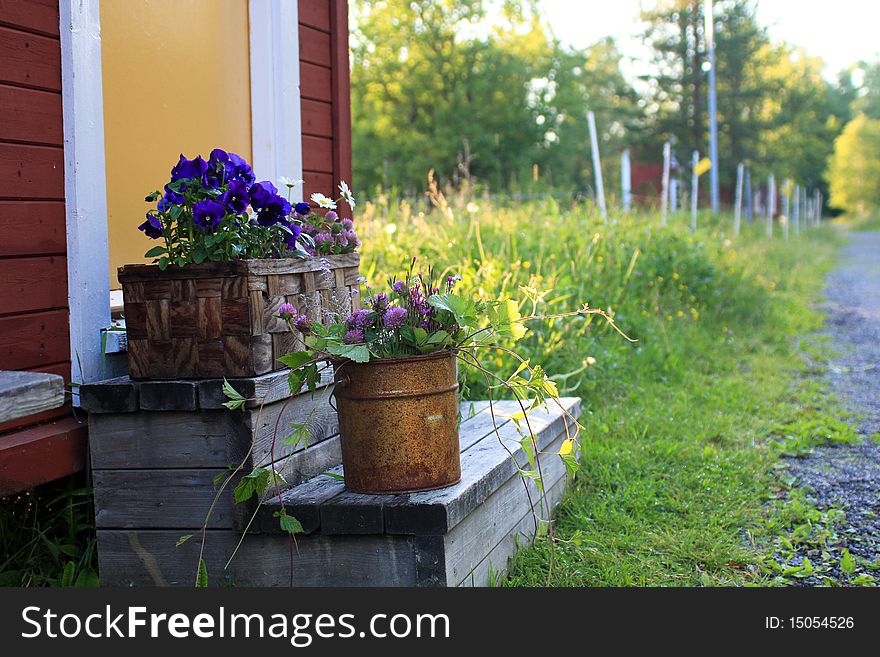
[357,192,851,586]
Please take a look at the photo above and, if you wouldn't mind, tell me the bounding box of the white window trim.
[249,0,304,201]
[60,0,111,400]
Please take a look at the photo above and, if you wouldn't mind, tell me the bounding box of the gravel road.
[784,231,880,582]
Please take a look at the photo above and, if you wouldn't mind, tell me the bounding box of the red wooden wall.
[299,0,352,213]
[0,0,85,495]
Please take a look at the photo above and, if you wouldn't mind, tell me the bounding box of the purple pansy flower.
[192,199,225,228]
[170,154,208,182]
[283,222,302,251]
[294,202,311,216]
[383,306,408,329]
[248,181,279,210]
[228,152,255,185]
[220,180,250,215]
[256,195,291,226]
[138,213,164,239]
[163,183,185,205]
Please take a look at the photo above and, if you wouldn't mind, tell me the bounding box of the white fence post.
[691,150,699,232]
[782,179,790,241]
[661,141,671,226]
[621,149,632,213]
[733,162,744,237]
[587,111,607,221]
[793,184,800,237]
[767,175,775,238]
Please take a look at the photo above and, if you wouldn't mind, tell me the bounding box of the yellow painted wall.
[101,0,252,287]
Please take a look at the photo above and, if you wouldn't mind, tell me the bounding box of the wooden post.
[621,149,632,213]
[691,150,699,232]
[733,162,744,237]
[766,175,775,238]
[587,111,607,221]
[661,141,671,226]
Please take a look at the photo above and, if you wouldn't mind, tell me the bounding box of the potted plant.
[271,261,586,494]
[119,149,361,379]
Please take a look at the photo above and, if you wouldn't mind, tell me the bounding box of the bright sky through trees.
[541,0,880,79]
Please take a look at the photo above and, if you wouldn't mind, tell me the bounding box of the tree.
[350,0,639,195]
[827,113,880,216]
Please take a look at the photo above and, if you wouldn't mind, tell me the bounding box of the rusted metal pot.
[332,350,461,494]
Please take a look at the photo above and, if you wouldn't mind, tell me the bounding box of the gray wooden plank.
[235,386,339,467]
[97,529,416,587]
[93,469,236,530]
[78,375,139,413]
[89,411,230,469]
[138,380,199,411]
[458,471,569,587]
[383,397,580,535]
[198,365,335,409]
[0,370,65,422]
[303,402,514,535]
[444,431,570,585]
[258,466,346,533]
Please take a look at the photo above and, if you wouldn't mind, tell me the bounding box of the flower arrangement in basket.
[120,149,362,379]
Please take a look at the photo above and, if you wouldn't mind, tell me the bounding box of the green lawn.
[359,197,857,586]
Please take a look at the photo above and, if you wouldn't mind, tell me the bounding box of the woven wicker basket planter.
[118,253,360,379]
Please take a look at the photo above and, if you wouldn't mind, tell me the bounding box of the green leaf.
[212,470,230,488]
[221,378,247,411]
[426,330,450,345]
[561,453,580,478]
[196,559,208,588]
[176,534,193,548]
[73,568,99,588]
[321,471,345,481]
[60,561,76,587]
[278,351,316,370]
[488,299,527,340]
[840,549,857,575]
[326,343,371,363]
[428,294,479,327]
[283,423,311,448]
[519,435,536,469]
[274,510,304,535]
[144,246,167,258]
[157,257,170,270]
[233,467,277,503]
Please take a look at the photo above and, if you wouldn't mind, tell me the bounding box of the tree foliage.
[827,113,880,215]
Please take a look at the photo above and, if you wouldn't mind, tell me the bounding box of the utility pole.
[705,0,720,214]
[621,149,632,213]
[587,111,607,221]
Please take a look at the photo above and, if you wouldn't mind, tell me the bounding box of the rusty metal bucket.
[332,350,461,494]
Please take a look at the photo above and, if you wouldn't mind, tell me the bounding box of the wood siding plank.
[298,0,331,32]
[330,0,352,195]
[0,416,86,496]
[0,255,67,315]
[302,134,334,173]
[0,0,60,38]
[0,309,69,370]
[299,24,331,66]
[0,25,61,91]
[0,84,62,145]
[0,142,64,199]
[0,200,65,256]
[300,98,333,137]
[300,61,331,102]
[303,171,334,200]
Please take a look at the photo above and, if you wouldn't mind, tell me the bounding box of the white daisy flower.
[278,177,304,188]
[338,180,356,209]
[311,192,337,209]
